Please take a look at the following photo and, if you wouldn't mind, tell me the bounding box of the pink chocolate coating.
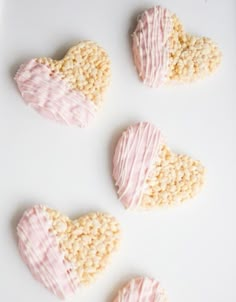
[113,277,168,302]
[113,122,163,209]
[132,6,172,87]
[17,205,78,299]
[15,59,97,127]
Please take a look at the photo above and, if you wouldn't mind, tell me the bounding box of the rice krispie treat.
[113,277,168,302]
[113,122,205,210]
[15,41,111,127]
[132,6,221,87]
[17,205,121,299]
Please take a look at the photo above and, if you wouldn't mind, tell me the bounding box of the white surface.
[0,0,235,301]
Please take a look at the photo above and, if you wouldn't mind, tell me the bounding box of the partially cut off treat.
[113,122,205,210]
[113,277,168,302]
[15,41,111,127]
[132,6,221,87]
[17,205,120,299]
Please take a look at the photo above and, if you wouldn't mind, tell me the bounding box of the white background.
[0,0,235,301]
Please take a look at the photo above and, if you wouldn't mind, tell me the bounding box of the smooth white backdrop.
[0,0,235,301]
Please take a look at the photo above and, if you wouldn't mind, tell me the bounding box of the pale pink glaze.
[15,59,97,127]
[17,205,78,299]
[113,277,168,302]
[132,6,172,87]
[113,122,163,209]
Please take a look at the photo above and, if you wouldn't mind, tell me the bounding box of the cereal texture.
[168,14,221,82]
[15,41,111,127]
[113,122,205,210]
[132,5,221,87]
[38,41,111,105]
[142,144,205,208]
[17,205,121,299]
[46,207,121,285]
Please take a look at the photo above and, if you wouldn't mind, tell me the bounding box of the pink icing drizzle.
[17,205,78,299]
[113,277,168,302]
[113,122,163,209]
[132,6,172,87]
[15,59,97,127]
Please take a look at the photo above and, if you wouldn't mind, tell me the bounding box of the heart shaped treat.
[17,205,120,299]
[113,277,168,302]
[132,6,221,87]
[113,122,205,210]
[15,41,111,127]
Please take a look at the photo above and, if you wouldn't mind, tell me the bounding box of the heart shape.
[15,41,111,127]
[17,205,121,299]
[113,122,205,209]
[132,6,221,87]
[113,277,168,302]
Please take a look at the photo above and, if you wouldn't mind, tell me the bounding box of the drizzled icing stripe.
[113,122,163,209]
[17,205,78,299]
[15,59,97,127]
[132,6,172,87]
[113,277,169,302]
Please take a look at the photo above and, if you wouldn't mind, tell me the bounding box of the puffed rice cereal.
[113,122,205,210]
[15,41,111,127]
[17,205,121,299]
[132,6,221,87]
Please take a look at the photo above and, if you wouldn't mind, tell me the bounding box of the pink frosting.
[15,59,97,127]
[17,205,78,299]
[113,277,168,302]
[132,6,172,87]
[113,122,163,209]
